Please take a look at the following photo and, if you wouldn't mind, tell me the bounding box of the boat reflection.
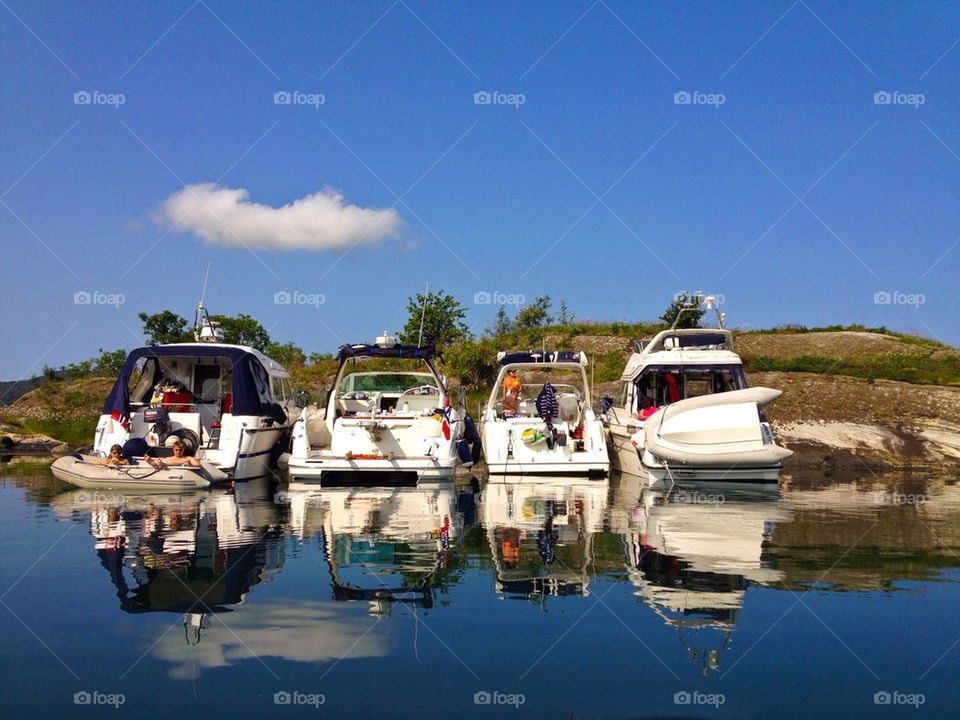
[49,477,284,616]
[282,480,464,614]
[611,473,789,673]
[482,474,609,606]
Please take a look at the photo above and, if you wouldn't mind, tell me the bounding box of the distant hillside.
[0,377,43,406]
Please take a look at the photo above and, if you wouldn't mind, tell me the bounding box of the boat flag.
[110,408,128,431]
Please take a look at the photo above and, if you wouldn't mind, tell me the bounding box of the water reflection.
[283,480,466,614]
[610,473,789,673]
[50,478,283,615]
[18,463,960,709]
[481,475,609,605]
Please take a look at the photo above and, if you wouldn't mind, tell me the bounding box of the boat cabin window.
[250,362,273,405]
[615,381,631,410]
[272,376,286,402]
[635,365,746,405]
[128,357,159,405]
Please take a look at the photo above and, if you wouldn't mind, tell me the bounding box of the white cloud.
[161,183,403,251]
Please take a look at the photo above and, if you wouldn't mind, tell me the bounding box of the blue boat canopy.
[336,344,439,361]
[103,344,279,419]
[497,351,586,366]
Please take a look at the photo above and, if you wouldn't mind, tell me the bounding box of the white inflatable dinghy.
[51,454,225,490]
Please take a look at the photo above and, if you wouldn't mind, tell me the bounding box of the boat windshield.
[338,373,438,395]
[636,364,747,406]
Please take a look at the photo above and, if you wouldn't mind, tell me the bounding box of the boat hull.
[287,455,456,485]
[51,455,215,491]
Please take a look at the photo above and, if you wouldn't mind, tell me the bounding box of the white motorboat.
[604,295,791,487]
[287,334,472,485]
[87,303,299,482]
[480,351,609,476]
[50,453,221,490]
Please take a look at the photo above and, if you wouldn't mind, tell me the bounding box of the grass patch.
[746,354,960,386]
[0,415,95,445]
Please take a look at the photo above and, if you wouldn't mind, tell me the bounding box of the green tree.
[484,306,514,338]
[443,338,498,389]
[398,290,471,347]
[557,300,573,325]
[210,313,271,350]
[660,292,705,329]
[308,352,334,365]
[266,341,306,367]
[515,295,552,330]
[138,310,190,344]
[93,348,127,375]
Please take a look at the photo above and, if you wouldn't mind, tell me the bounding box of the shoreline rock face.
[775,420,960,471]
[0,433,71,456]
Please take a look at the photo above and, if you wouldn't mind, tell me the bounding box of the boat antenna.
[199,260,212,307]
[193,261,224,343]
[416,283,430,348]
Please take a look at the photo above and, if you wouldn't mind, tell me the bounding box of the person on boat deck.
[637,395,658,421]
[502,368,522,417]
[100,444,129,466]
[147,440,201,468]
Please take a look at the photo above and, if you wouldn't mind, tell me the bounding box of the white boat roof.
[620,328,743,380]
[158,342,290,377]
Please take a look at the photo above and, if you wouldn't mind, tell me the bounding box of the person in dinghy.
[98,444,129,466]
[147,440,201,468]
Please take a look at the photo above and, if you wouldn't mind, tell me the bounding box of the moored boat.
[480,351,609,476]
[604,294,791,488]
[287,334,471,485]
[50,453,221,490]
[88,303,299,481]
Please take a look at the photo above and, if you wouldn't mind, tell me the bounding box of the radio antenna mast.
[416,283,430,348]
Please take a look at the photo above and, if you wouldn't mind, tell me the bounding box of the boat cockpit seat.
[395,392,439,414]
[305,407,332,448]
[338,392,380,415]
[558,394,580,424]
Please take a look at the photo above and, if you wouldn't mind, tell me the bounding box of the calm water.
[1,462,959,719]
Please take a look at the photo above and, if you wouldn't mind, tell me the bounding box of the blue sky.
[2,1,958,378]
